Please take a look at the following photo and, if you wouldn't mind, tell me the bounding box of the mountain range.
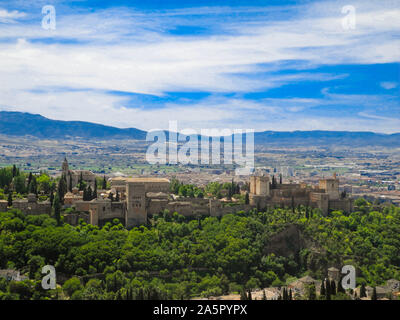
[0,111,399,147]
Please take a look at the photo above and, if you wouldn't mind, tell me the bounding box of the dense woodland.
[0,195,399,300]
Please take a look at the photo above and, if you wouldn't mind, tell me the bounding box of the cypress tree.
[102,176,107,190]
[93,182,97,200]
[87,186,92,201]
[282,287,287,300]
[247,289,252,300]
[54,193,61,226]
[240,288,247,300]
[7,192,12,207]
[69,174,73,192]
[337,277,345,294]
[289,288,293,300]
[12,165,17,177]
[58,174,67,204]
[50,192,54,207]
[371,287,377,300]
[330,280,336,296]
[279,174,282,184]
[116,190,120,202]
[245,192,249,205]
[320,280,326,297]
[28,172,33,186]
[262,290,267,300]
[29,176,37,195]
[360,283,366,298]
[325,279,331,300]
[78,172,84,191]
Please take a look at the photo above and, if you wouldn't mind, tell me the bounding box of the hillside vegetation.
[0,201,399,300]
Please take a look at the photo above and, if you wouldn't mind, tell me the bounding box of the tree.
[78,172,84,191]
[7,192,12,207]
[279,174,282,184]
[29,176,37,194]
[50,192,54,207]
[240,288,247,300]
[371,287,377,300]
[102,176,107,190]
[28,172,33,186]
[337,277,345,294]
[63,277,83,297]
[58,174,67,204]
[12,164,17,177]
[38,174,51,194]
[271,175,277,189]
[325,279,331,300]
[262,290,267,300]
[14,174,26,194]
[320,280,326,297]
[330,280,336,295]
[360,283,367,298]
[245,192,249,205]
[116,190,120,202]
[54,193,61,226]
[87,186,93,201]
[93,182,97,200]
[69,174,73,192]
[306,283,316,300]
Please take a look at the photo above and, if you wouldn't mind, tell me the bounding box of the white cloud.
[0,0,399,132]
[0,8,26,22]
[380,82,398,90]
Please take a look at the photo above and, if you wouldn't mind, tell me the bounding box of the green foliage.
[0,202,399,300]
[62,277,83,297]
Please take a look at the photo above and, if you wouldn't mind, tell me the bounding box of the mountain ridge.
[0,111,399,146]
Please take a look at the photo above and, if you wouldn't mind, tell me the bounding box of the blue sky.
[0,0,399,133]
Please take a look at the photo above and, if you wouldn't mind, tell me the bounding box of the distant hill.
[0,111,398,146]
[254,130,400,147]
[0,111,147,140]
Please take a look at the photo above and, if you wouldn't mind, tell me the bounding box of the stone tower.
[125,181,147,228]
[62,157,69,176]
[250,176,270,196]
[319,177,340,200]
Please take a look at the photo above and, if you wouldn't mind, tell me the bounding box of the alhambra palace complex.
[0,159,352,227]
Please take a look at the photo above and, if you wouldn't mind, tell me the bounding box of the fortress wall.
[0,200,7,212]
[329,199,353,213]
[147,199,169,215]
[12,200,51,215]
[166,202,194,216]
[64,212,90,226]
[271,189,309,198]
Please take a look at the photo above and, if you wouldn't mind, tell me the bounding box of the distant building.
[12,194,51,215]
[62,158,96,190]
[0,269,27,282]
[249,174,352,216]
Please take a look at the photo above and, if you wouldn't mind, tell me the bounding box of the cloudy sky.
[0,0,399,133]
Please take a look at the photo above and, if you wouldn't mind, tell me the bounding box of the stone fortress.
[0,159,352,227]
[62,161,352,228]
[249,174,352,214]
